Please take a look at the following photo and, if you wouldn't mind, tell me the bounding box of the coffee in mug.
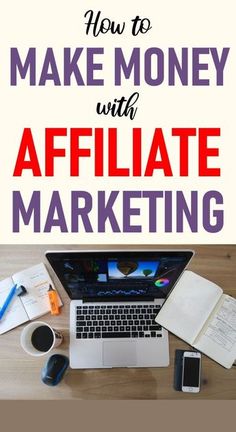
[20,321,63,357]
[31,325,54,352]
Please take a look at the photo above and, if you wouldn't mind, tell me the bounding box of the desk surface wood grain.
[0,244,235,400]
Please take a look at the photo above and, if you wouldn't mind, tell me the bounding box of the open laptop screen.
[46,250,193,300]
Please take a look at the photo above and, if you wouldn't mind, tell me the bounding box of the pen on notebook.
[47,284,60,315]
[0,284,17,320]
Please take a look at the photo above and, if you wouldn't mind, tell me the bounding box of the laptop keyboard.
[76,304,162,339]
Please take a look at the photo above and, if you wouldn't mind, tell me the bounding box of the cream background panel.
[0,0,235,243]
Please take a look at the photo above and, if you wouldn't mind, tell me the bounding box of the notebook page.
[194,295,236,368]
[156,271,223,344]
[12,263,62,320]
[0,278,28,334]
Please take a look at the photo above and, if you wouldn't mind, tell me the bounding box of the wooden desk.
[0,245,235,400]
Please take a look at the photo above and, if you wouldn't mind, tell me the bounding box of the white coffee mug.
[20,321,63,357]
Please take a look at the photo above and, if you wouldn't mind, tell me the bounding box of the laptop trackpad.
[103,341,137,367]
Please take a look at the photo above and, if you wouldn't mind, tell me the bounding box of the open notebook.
[0,263,62,334]
[155,271,236,368]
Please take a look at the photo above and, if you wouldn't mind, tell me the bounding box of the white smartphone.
[181,351,201,393]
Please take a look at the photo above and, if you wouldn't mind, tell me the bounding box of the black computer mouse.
[41,354,69,386]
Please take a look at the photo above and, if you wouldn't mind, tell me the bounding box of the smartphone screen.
[182,356,200,387]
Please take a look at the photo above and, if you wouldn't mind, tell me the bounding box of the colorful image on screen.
[108,260,159,279]
[154,278,170,288]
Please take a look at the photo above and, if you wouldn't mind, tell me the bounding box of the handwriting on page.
[218,297,236,327]
[204,297,236,351]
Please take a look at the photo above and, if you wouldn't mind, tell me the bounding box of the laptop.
[46,249,194,368]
